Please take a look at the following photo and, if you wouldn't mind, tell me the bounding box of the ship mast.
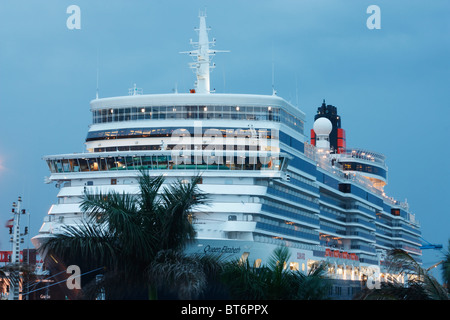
[181,11,228,94]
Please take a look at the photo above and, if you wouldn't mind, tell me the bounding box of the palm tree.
[355,249,448,300]
[146,249,226,300]
[220,246,331,300]
[294,262,332,300]
[38,170,207,299]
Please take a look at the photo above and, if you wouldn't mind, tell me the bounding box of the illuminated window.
[254,259,262,268]
[239,252,249,265]
[289,262,299,271]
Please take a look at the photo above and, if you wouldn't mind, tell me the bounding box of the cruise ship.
[32,12,422,297]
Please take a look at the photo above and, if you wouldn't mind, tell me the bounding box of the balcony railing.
[303,142,417,225]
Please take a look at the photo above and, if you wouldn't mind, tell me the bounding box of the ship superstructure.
[32,12,422,298]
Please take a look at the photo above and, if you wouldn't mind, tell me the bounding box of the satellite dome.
[313,117,332,136]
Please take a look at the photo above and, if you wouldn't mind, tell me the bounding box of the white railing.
[339,148,386,166]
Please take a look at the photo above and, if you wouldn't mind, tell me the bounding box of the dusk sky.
[0,1,448,281]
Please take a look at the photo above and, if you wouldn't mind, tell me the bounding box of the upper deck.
[90,93,304,116]
[90,93,305,123]
[89,93,306,138]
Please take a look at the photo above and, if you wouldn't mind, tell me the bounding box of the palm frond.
[39,221,118,270]
[293,262,331,300]
[81,188,158,261]
[266,246,291,273]
[157,175,208,251]
[147,249,207,299]
[356,249,448,300]
[221,258,268,300]
[137,170,165,213]
[387,249,448,299]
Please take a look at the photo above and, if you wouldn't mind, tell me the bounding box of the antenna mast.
[181,11,229,94]
[96,48,100,99]
[271,42,277,95]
